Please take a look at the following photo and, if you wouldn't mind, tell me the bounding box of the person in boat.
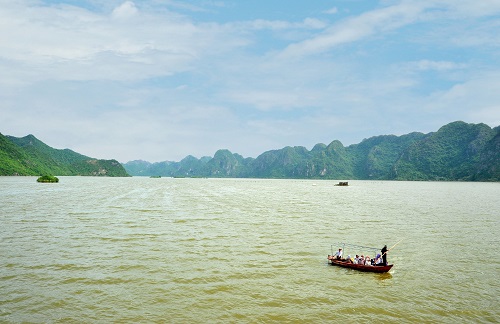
[374,253,382,265]
[346,255,354,263]
[381,245,388,265]
[354,255,360,264]
[333,248,343,260]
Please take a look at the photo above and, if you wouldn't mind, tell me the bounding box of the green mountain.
[123,121,499,181]
[0,133,129,177]
[392,122,499,181]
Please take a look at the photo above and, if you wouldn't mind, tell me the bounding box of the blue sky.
[1,0,499,162]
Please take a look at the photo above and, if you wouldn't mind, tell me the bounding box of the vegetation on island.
[37,175,59,183]
[0,133,129,177]
[123,121,499,181]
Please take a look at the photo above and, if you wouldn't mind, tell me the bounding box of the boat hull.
[328,258,393,273]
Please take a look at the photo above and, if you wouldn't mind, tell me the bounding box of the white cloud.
[324,7,338,15]
[278,0,500,59]
[238,18,327,31]
[279,2,426,58]
[0,0,244,84]
[397,60,468,74]
[226,90,304,111]
[429,72,500,111]
[413,60,466,71]
[434,0,500,17]
[111,1,138,19]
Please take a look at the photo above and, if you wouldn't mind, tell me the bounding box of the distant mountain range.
[0,133,128,176]
[1,121,498,180]
[123,121,500,181]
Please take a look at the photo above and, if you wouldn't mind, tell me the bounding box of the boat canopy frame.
[331,243,381,258]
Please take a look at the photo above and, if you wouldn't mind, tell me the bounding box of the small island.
[37,175,59,183]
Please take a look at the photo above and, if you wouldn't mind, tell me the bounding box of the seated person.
[333,248,343,260]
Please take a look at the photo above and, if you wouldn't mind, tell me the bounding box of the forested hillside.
[2,122,497,180]
[123,121,499,181]
[0,133,129,176]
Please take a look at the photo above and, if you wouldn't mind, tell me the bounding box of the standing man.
[381,245,388,265]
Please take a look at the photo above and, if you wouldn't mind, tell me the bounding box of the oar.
[382,238,403,256]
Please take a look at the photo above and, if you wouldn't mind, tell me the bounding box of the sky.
[1,0,500,163]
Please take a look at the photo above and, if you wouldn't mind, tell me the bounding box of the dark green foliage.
[350,133,426,180]
[0,133,129,177]
[207,150,250,177]
[123,121,499,181]
[473,126,500,181]
[37,175,59,183]
[393,122,499,181]
[69,159,130,177]
[251,146,310,178]
[0,133,35,175]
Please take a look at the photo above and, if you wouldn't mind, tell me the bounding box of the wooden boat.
[328,256,393,273]
[328,242,394,273]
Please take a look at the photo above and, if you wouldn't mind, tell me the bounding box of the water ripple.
[0,177,498,323]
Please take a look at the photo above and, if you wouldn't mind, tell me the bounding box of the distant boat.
[334,181,349,186]
[150,176,161,178]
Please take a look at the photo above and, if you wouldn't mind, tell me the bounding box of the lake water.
[0,177,498,323]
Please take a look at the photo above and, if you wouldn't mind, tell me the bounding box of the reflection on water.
[375,272,393,281]
[0,177,499,323]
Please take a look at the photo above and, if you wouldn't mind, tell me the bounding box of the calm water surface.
[0,177,498,323]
